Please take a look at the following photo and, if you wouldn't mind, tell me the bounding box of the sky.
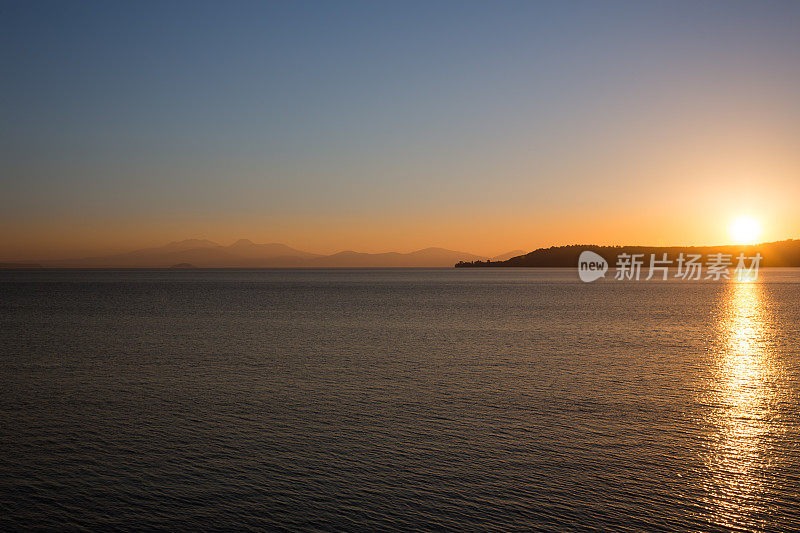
[2,0,800,259]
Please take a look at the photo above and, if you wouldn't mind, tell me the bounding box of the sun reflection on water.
[702,279,781,529]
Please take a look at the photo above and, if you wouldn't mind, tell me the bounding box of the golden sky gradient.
[2,2,799,260]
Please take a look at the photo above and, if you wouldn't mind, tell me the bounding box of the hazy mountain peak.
[230,239,256,247]
[407,247,486,258]
[491,250,527,262]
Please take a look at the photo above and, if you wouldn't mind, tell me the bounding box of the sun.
[728,216,761,245]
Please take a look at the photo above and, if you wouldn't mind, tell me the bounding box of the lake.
[2,268,799,530]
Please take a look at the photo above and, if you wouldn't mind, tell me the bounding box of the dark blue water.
[2,269,800,531]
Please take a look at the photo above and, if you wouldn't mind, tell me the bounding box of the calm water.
[2,268,800,531]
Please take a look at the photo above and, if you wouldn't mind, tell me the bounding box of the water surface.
[2,268,799,530]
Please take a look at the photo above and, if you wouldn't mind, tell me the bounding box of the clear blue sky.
[2,0,799,258]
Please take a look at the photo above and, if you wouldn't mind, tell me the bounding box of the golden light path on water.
[703,273,783,529]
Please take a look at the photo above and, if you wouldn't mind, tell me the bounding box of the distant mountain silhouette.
[491,250,527,262]
[225,239,321,260]
[161,239,220,251]
[13,240,800,269]
[36,241,486,268]
[455,240,800,267]
[308,247,486,267]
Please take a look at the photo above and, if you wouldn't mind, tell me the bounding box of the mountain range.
[23,239,519,268]
[7,240,800,268]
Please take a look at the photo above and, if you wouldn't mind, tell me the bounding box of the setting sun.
[729,216,762,245]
